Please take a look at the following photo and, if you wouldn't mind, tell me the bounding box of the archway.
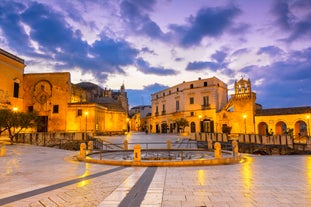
[295,121,307,137]
[190,122,196,133]
[161,122,168,133]
[275,121,287,135]
[258,122,268,135]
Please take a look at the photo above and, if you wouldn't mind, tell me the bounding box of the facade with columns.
[0,48,129,135]
[150,77,311,139]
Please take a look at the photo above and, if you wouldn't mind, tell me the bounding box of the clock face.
[34,80,52,104]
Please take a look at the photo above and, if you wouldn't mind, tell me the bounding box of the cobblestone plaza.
[1,132,311,207]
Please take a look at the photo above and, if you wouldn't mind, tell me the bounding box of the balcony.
[201,104,211,110]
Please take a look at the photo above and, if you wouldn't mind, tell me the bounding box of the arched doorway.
[258,122,268,135]
[190,122,196,133]
[275,121,286,135]
[200,119,214,133]
[295,121,307,137]
[161,122,168,133]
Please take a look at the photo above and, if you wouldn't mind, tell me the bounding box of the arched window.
[190,122,196,133]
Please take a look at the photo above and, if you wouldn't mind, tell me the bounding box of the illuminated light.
[13,107,18,112]
[197,169,206,185]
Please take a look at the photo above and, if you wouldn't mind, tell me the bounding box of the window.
[177,88,179,92]
[176,100,179,111]
[163,92,165,96]
[190,112,194,116]
[169,90,171,94]
[190,84,193,89]
[156,106,159,113]
[204,82,208,87]
[53,105,59,113]
[162,104,166,113]
[77,109,82,116]
[13,82,19,98]
[156,95,158,99]
[203,96,209,106]
[190,97,194,104]
[28,106,33,112]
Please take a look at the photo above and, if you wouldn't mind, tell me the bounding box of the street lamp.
[85,111,88,141]
[243,114,247,134]
[307,115,310,137]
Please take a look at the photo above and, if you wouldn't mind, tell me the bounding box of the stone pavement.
[0,133,311,207]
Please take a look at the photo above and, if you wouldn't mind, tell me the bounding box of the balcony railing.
[201,104,211,110]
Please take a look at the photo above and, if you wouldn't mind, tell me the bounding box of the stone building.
[129,105,151,131]
[0,48,25,110]
[150,77,311,139]
[150,77,228,134]
[0,48,128,135]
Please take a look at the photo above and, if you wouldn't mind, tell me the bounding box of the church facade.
[0,49,129,135]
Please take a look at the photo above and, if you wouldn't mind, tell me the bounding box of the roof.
[256,106,311,116]
[0,48,24,64]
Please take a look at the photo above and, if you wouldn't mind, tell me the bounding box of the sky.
[1,0,311,109]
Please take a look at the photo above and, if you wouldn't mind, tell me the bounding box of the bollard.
[207,139,213,150]
[166,139,171,150]
[79,143,86,159]
[88,141,93,153]
[232,140,239,157]
[123,140,128,150]
[133,144,141,162]
[214,142,222,158]
[0,146,5,157]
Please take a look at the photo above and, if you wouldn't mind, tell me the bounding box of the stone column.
[123,140,128,150]
[214,142,222,158]
[207,139,213,150]
[79,143,86,159]
[166,139,171,150]
[133,144,141,162]
[88,141,93,153]
[232,140,239,157]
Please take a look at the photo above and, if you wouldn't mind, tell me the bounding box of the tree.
[0,109,39,144]
[175,118,189,133]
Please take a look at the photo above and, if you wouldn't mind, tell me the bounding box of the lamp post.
[307,115,310,137]
[243,114,247,134]
[85,111,88,141]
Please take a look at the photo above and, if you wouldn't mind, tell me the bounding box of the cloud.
[186,61,220,71]
[136,58,178,75]
[0,1,140,82]
[272,0,311,42]
[0,1,34,55]
[169,5,241,47]
[211,50,227,63]
[120,0,166,40]
[257,46,284,57]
